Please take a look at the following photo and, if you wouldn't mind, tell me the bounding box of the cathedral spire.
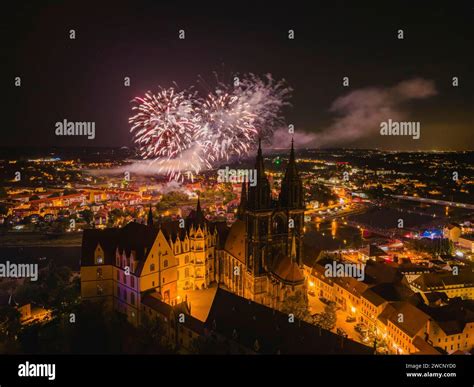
[237,181,247,220]
[147,205,154,226]
[279,140,304,209]
[248,138,271,210]
[197,195,202,213]
[194,194,205,225]
[255,137,265,175]
[286,137,297,178]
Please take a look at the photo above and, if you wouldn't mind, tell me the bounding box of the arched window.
[150,263,155,271]
[272,214,286,234]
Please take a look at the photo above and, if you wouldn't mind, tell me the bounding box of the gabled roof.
[418,299,474,335]
[413,336,440,354]
[141,292,173,317]
[270,253,305,284]
[364,260,402,285]
[81,219,229,269]
[364,282,413,303]
[387,302,430,338]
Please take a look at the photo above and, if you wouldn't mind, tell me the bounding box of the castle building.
[80,141,306,324]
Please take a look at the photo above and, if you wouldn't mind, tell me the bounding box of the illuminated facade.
[220,140,306,309]
[81,141,307,323]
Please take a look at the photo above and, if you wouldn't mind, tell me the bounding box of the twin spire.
[240,138,302,212]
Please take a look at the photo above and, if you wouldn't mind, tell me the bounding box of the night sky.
[6,1,473,150]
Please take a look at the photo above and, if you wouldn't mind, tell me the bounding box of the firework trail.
[129,74,292,181]
[235,73,293,140]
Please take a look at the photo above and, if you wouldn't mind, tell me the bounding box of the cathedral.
[80,140,306,325]
[221,139,306,308]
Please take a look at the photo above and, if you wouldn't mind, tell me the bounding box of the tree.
[133,313,171,353]
[0,204,8,216]
[79,209,93,225]
[0,305,21,341]
[280,291,312,323]
[364,184,385,200]
[318,302,337,331]
[107,208,124,227]
[160,191,189,207]
[308,184,338,206]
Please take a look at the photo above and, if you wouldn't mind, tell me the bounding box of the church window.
[273,215,286,234]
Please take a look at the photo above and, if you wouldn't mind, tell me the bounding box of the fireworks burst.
[196,91,257,163]
[129,74,292,181]
[129,87,206,181]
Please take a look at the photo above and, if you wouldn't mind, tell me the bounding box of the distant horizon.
[0,145,472,153]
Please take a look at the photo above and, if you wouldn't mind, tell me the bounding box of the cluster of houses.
[303,244,474,355]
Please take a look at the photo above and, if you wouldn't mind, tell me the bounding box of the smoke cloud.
[271,78,437,148]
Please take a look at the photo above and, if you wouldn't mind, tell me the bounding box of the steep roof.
[81,227,121,266]
[224,219,246,263]
[387,301,430,338]
[82,218,229,269]
[270,253,305,284]
[363,260,402,285]
[418,299,474,335]
[205,288,372,354]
